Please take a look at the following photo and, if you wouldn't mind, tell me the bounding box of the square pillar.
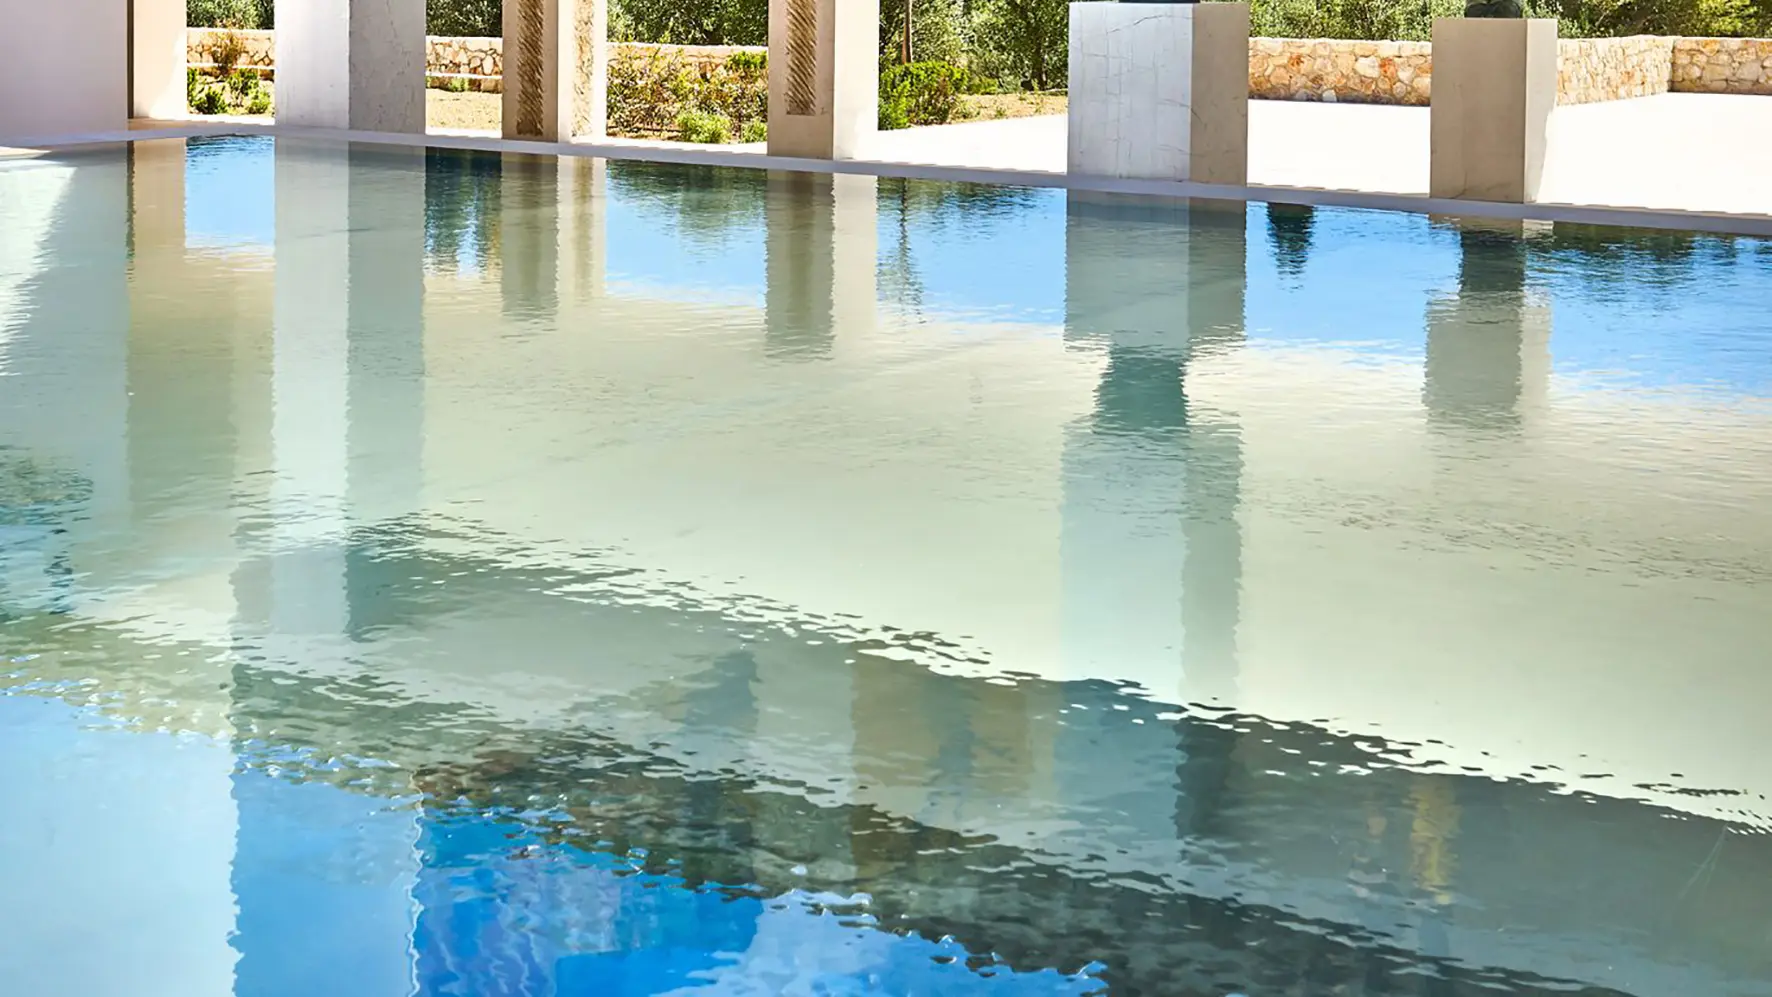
[1429,18,1558,203]
[767,0,879,159]
[505,0,602,141]
[1067,2,1249,184]
[0,0,125,140]
[275,0,425,132]
[130,0,187,120]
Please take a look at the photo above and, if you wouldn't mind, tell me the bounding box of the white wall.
[0,0,126,140]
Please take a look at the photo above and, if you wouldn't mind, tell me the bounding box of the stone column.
[130,0,188,120]
[1067,2,1250,184]
[503,0,605,141]
[275,0,426,132]
[767,0,880,159]
[1429,18,1559,203]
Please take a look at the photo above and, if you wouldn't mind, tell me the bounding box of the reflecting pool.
[1,136,1771,997]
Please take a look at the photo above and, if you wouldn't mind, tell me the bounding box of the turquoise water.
[2,136,1771,997]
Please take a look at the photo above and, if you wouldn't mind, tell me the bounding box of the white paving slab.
[860,93,1772,218]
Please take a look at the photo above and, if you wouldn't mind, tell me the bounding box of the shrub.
[878,61,969,130]
[675,108,733,143]
[245,87,273,115]
[226,68,260,97]
[738,118,768,143]
[192,85,228,116]
[725,50,766,74]
[209,28,251,76]
[608,47,767,139]
[186,67,206,109]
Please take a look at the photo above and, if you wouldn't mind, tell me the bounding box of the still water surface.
[1,137,1771,997]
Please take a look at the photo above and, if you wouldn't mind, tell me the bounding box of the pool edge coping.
[15,120,1772,239]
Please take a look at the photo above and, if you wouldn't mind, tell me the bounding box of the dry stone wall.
[1671,37,1772,94]
[1557,36,1676,104]
[1248,38,1432,105]
[188,27,1772,104]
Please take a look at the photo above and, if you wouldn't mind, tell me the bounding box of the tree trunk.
[902,0,914,63]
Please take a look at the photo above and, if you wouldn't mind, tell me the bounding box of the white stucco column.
[767,0,879,159]
[130,0,188,120]
[1067,2,1249,184]
[503,0,605,141]
[275,0,426,132]
[0,0,126,140]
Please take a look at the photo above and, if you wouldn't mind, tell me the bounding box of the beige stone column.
[130,0,188,120]
[276,0,426,132]
[767,0,880,159]
[1429,18,1559,203]
[504,0,605,141]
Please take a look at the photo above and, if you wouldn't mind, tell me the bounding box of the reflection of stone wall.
[1248,38,1433,105]
[1557,36,1675,105]
[1671,37,1772,94]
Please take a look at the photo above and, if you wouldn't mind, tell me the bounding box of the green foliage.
[968,0,1068,90]
[613,0,767,45]
[187,0,270,28]
[878,61,971,130]
[725,50,767,73]
[226,68,260,97]
[608,47,766,138]
[881,0,969,66]
[191,84,228,116]
[429,74,473,92]
[187,66,271,116]
[738,118,768,143]
[675,108,733,143]
[427,0,501,36]
[1249,0,1461,41]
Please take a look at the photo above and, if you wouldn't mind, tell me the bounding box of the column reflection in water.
[764,172,877,360]
[1057,191,1248,869]
[1060,192,1245,708]
[228,140,429,997]
[1423,219,1551,436]
[0,143,243,997]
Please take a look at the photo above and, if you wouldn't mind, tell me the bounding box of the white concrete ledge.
[10,119,1772,239]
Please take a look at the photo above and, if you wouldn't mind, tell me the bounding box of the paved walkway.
[860,93,1772,218]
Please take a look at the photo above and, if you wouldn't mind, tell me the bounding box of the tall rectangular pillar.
[504,0,600,141]
[275,0,426,132]
[130,0,188,120]
[1429,18,1559,203]
[1067,2,1249,184]
[0,0,126,140]
[767,0,880,159]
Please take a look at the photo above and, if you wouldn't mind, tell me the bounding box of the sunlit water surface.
[1,137,1771,997]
